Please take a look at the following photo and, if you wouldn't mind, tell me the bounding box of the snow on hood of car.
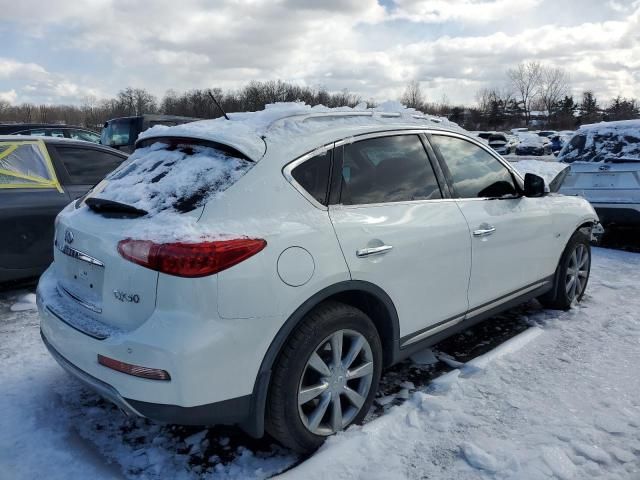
[517,134,545,147]
[510,159,568,188]
[560,120,640,163]
[92,142,252,216]
[138,101,461,162]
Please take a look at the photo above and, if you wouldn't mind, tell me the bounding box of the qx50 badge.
[113,290,141,304]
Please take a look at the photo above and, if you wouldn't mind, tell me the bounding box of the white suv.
[38,104,598,453]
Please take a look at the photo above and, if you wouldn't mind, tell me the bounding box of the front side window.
[340,135,441,205]
[56,147,125,185]
[291,150,331,205]
[430,135,517,199]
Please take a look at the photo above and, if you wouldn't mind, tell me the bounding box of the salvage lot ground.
[2,239,640,479]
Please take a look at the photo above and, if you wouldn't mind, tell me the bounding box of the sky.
[0,0,638,107]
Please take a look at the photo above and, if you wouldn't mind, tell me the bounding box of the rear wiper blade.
[85,197,148,217]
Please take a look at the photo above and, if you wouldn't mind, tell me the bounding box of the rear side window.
[291,150,331,205]
[430,135,517,198]
[340,135,441,205]
[56,147,125,185]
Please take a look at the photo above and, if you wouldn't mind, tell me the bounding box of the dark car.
[515,133,548,156]
[101,114,200,153]
[0,123,101,143]
[0,136,127,284]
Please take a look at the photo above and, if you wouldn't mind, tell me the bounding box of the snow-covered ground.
[1,246,639,479]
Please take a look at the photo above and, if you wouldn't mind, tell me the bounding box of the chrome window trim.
[282,127,523,210]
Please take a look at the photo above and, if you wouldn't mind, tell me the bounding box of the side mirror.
[524,173,545,197]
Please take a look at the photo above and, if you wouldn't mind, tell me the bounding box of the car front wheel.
[266,301,382,453]
[539,229,591,309]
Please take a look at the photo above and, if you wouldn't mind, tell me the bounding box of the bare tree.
[507,61,543,125]
[401,80,424,110]
[539,66,570,121]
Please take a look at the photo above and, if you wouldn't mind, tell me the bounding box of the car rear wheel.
[539,230,591,310]
[266,301,382,453]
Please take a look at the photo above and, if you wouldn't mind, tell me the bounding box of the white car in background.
[558,120,640,226]
[37,104,598,453]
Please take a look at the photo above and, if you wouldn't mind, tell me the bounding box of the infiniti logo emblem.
[599,165,611,171]
[64,230,74,244]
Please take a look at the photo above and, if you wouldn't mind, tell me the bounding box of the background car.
[0,136,127,284]
[515,133,549,155]
[558,120,640,226]
[475,132,511,155]
[100,114,201,153]
[0,123,101,143]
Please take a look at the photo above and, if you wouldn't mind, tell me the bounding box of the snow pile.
[139,101,461,161]
[10,292,36,312]
[93,142,252,216]
[283,247,640,480]
[560,120,640,163]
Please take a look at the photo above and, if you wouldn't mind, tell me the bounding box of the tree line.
[401,61,639,131]
[0,71,637,132]
[0,81,366,130]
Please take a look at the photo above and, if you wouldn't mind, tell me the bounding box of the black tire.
[266,301,382,453]
[538,229,591,310]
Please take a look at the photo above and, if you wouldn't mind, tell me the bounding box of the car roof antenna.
[208,90,230,120]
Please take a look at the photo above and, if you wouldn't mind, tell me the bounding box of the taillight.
[117,238,267,277]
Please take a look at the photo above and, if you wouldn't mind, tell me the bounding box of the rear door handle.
[473,226,496,237]
[356,245,393,258]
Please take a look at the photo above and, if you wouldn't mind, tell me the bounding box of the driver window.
[430,135,517,198]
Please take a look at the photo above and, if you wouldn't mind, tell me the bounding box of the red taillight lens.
[117,238,267,277]
[97,354,171,381]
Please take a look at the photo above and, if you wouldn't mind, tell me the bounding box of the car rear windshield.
[89,139,253,215]
[560,131,640,163]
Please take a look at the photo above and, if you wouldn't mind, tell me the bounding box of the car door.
[428,133,556,312]
[0,140,70,278]
[49,145,127,200]
[328,133,472,345]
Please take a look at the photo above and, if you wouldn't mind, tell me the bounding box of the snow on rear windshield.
[93,141,253,215]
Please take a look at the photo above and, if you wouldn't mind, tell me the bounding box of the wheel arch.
[242,280,400,438]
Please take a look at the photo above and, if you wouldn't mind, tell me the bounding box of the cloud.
[0,89,18,104]
[0,0,638,106]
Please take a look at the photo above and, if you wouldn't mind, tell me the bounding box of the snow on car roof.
[138,101,462,162]
[578,119,640,133]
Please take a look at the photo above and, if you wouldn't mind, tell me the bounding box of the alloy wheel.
[297,329,374,436]
[565,243,589,302]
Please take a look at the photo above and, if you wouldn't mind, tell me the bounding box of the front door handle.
[473,226,496,237]
[356,245,393,258]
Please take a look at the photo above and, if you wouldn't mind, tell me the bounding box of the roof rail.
[265,110,445,131]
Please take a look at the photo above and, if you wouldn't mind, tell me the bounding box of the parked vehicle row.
[36,106,597,453]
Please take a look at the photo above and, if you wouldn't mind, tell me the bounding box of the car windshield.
[101,119,135,147]
[88,139,253,215]
[559,130,640,163]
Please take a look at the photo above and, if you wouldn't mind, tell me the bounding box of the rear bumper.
[592,203,640,225]
[37,266,263,432]
[41,329,253,426]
